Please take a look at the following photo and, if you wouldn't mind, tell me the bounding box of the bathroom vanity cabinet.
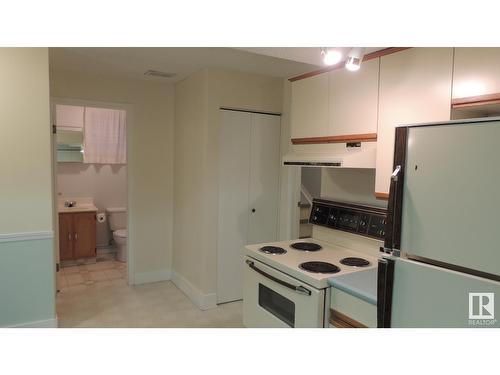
[59,211,97,260]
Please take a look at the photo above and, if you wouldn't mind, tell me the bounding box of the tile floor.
[56,260,243,328]
[58,260,127,292]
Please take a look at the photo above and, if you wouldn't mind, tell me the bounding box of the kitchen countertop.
[328,268,377,305]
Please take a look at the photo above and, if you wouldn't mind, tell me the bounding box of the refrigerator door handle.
[384,165,402,255]
[391,165,401,181]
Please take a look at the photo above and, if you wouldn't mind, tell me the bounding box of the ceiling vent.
[144,70,177,78]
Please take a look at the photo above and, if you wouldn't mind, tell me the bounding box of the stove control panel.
[309,199,387,240]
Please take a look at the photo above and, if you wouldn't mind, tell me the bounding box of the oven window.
[258,283,295,327]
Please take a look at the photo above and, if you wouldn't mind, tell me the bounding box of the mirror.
[57,129,84,162]
[55,104,85,163]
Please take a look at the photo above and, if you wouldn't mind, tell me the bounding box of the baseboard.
[171,271,217,311]
[133,269,171,285]
[9,317,58,328]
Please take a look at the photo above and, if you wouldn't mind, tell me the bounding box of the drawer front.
[330,309,367,328]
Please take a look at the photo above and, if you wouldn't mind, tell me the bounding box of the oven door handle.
[246,259,312,296]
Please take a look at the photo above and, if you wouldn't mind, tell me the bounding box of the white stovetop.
[245,237,379,290]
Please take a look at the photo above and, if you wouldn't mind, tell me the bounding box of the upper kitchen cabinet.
[290,72,329,139]
[375,48,453,197]
[328,57,379,137]
[452,48,500,119]
[453,48,500,99]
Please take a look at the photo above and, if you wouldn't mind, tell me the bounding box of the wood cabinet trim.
[330,309,367,328]
[451,92,500,108]
[375,192,389,200]
[291,133,377,145]
[289,48,411,82]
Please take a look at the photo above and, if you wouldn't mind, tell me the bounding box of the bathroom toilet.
[106,207,127,262]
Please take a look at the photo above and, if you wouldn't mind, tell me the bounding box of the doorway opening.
[51,98,131,297]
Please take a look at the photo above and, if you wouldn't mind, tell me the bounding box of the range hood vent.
[283,159,342,167]
[283,142,377,169]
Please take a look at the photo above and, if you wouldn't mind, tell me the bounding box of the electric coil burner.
[299,261,340,274]
[259,246,287,255]
[340,257,370,267]
[290,242,322,252]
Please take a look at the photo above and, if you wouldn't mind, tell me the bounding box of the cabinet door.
[58,213,74,261]
[73,212,96,259]
[290,72,329,139]
[328,58,379,136]
[217,110,252,304]
[375,48,453,196]
[247,113,281,245]
[453,48,500,99]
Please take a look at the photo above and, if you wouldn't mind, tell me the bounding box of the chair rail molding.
[0,231,54,243]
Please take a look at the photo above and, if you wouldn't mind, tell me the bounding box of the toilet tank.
[106,207,127,231]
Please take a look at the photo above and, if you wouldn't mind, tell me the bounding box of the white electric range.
[243,199,386,328]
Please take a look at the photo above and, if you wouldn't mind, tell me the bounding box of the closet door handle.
[74,233,78,241]
[68,233,72,241]
[251,208,256,213]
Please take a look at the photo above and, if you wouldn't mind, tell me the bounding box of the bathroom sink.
[58,204,98,213]
[58,197,98,213]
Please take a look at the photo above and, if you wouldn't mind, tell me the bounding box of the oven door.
[243,257,326,328]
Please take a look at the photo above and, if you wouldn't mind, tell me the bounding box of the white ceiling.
[49,47,385,83]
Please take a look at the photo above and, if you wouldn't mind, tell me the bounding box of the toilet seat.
[114,229,127,238]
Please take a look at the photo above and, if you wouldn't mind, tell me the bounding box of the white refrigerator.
[378,118,500,328]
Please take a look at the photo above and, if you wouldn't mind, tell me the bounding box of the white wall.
[173,68,284,307]
[321,168,388,208]
[0,48,56,327]
[278,78,300,240]
[301,167,322,199]
[57,163,127,246]
[50,67,175,282]
[0,48,53,234]
[173,69,209,295]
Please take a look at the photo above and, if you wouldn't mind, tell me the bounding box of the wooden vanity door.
[73,212,96,259]
[58,213,74,261]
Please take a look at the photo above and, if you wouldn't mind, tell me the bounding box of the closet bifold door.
[247,113,281,245]
[217,110,252,304]
[217,109,281,305]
